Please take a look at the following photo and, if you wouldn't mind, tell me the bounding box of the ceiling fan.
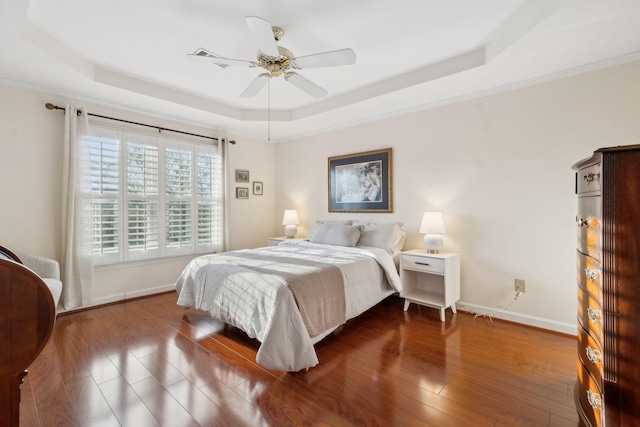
[187,16,356,99]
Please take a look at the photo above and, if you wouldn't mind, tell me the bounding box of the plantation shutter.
[126,136,160,260]
[165,144,192,256]
[84,123,225,265]
[195,148,223,253]
[86,131,120,264]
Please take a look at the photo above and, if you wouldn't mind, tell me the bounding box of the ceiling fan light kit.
[257,46,293,77]
[187,16,356,99]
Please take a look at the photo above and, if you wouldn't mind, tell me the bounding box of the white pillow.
[306,220,353,241]
[394,230,407,251]
[353,221,404,254]
[309,224,361,247]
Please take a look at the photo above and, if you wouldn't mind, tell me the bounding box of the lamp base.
[423,234,443,253]
[284,225,297,238]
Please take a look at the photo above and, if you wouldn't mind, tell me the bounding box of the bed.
[175,221,404,372]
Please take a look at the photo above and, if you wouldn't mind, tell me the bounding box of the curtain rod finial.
[45,103,55,110]
[230,140,236,145]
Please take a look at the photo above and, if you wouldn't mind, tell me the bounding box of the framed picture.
[253,181,263,195]
[236,187,249,199]
[235,169,249,183]
[328,148,392,213]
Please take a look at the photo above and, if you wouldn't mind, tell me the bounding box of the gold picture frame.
[328,148,392,213]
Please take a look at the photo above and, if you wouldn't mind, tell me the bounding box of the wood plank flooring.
[20,292,579,427]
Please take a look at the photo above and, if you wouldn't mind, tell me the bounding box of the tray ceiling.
[1,0,639,142]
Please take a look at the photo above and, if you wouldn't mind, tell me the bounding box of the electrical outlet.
[515,279,526,293]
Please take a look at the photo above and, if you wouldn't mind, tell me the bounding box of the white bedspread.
[175,241,401,371]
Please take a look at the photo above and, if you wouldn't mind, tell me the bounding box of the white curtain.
[60,105,94,310]
[221,137,230,252]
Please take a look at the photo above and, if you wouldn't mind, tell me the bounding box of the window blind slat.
[84,126,223,264]
[92,200,119,254]
[127,200,158,250]
[127,143,159,195]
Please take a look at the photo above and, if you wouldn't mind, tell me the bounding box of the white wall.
[225,133,276,251]
[4,60,639,325]
[275,60,640,334]
[0,85,63,258]
[0,83,275,305]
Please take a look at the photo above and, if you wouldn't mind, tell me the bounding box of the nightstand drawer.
[402,255,444,274]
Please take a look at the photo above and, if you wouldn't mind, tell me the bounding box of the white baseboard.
[125,283,176,299]
[456,301,577,336]
[67,288,577,336]
[89,283,176,308]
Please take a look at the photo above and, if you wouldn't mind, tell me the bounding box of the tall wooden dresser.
[572,145,640,427]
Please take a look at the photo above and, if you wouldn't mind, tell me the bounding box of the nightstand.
[268,237,289,246]
[399,250,460,321]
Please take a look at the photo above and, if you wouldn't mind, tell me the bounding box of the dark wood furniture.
[0,245,22,263]
[0,245,56,427]
[572,145,640,427]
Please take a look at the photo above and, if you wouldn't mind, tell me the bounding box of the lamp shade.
[419,212,446,234]
[282,210,299,225]
[282,209,299,238]
[419,212,446,253]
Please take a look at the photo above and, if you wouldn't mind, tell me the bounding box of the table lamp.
[419,211,446,253]
[282,209,299,238]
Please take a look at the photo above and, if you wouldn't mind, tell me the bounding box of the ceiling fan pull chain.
[268,77,271,142]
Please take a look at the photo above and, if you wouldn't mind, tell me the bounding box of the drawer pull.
[585,268,601,282]
[415,262,431,266]
[583,172,600,185]
[576,216,590,227]
[587,307,601,324]
[585,346,602,365]
[587,390,601,409]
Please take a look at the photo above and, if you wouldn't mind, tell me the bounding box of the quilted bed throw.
[224,251,346,337]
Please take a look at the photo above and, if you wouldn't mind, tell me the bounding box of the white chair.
[0,247,62,310]
[18,253,63,310]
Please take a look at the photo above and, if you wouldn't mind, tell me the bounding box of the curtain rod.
[45,103,236,144]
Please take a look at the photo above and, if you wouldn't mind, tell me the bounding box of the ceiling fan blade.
[186,49,257,68]
[292,48,357,69]
[284,72,328,99]
[241,74,270,98]
[245,16,280,57]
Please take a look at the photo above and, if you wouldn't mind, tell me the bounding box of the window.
[85,124,223,265]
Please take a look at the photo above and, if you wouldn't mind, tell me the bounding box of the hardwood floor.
[20,293,580,427]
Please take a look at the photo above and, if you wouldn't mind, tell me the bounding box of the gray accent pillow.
[353,221,404,254]
[306,220,353,241]
[309,224,361,247]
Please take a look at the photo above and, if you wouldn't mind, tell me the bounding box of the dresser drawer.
[576,196,601,261]
[577,288,603,344]
[576,163,601,194]
[576,362,603,427]
[577,325,603,391]
[401,255,444,274]
[576,252,602,302]
[577,252,602,302]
